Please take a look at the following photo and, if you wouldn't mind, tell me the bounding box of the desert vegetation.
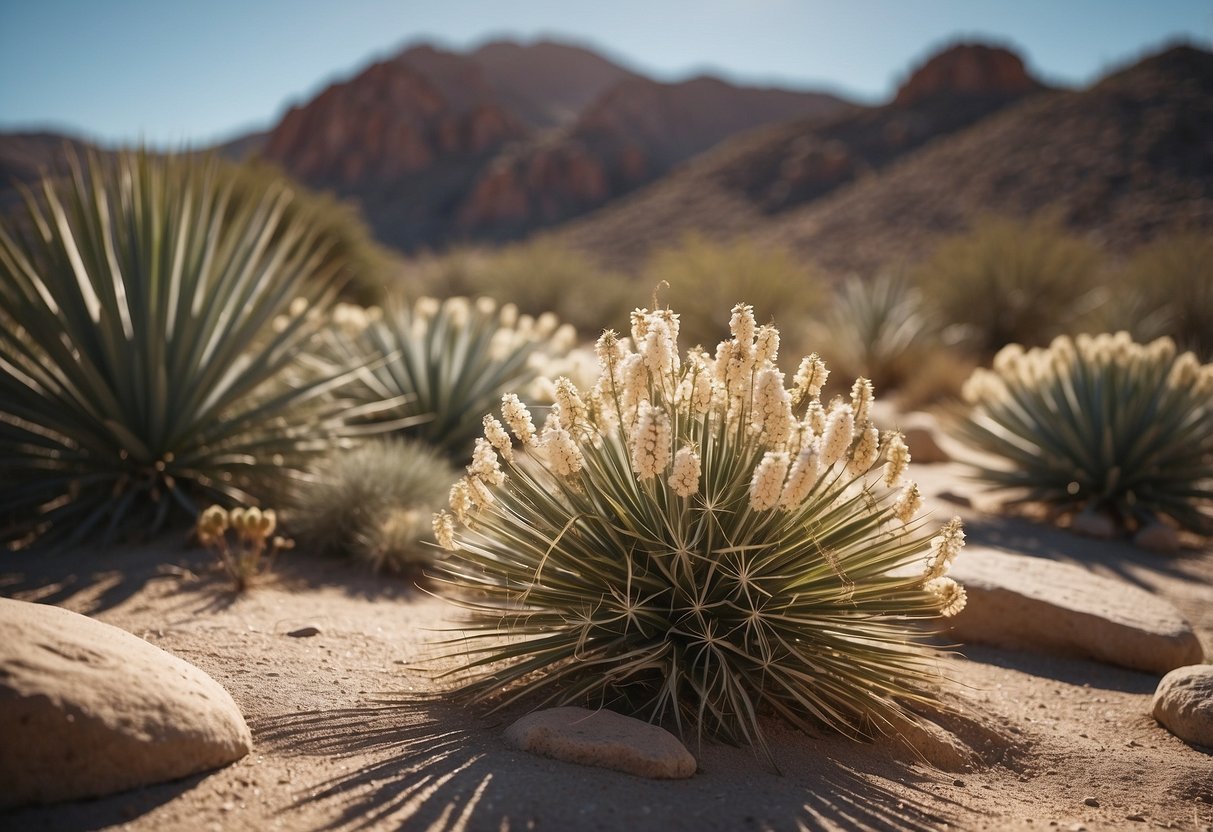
[432,303,966,758]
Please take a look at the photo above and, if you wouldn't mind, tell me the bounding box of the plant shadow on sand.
[255,697,977,832]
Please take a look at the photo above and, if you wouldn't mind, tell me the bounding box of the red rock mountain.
[894,42,1042,106]
[257,39,851,250]
[557,44,1212,275]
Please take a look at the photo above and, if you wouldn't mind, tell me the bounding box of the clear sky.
[1,0,1210,147]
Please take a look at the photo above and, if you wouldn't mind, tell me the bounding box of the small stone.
[504,707,696,779]
[286,626,321,638]
[1069,509,1118,539]
[1083,797,1100,807]
[953,779,966,787]
[1152,664,1213,748]
[1126,815,1146,822]
[0,599,250,809]
[1133,521,1180,553]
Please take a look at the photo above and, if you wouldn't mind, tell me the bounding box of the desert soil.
[2,462,1211,832]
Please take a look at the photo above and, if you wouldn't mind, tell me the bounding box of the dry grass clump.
[433,301,967,759]
[916,215,1105,356]
[289,439,456,572]
[957,332,1213,538]
[1109,232,1213,360]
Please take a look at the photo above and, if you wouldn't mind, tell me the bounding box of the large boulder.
[0,599,251,809]
[948,547,1204,674]
[505,707,697,779]
[1152,665,1213,749]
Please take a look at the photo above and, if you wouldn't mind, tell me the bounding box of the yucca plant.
[0,150,377,547]
[819,272,939,392]
[432,303,967,759]
[289,438,457,572]
[320,296,575,459]
[957,333,1213,536]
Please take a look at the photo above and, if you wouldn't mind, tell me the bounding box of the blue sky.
[1,0,1209,147]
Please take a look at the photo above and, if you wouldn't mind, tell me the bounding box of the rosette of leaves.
[0,150,376,547]
[432,303,967,759]
[319,296,575,459]
[957,332,1213,536]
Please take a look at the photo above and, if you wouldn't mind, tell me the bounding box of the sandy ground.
[2,462,1211,832]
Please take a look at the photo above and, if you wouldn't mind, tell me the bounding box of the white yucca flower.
[466,474,495,509]
[893,481,923,525]
[482,415,514,463]
[780,443,820,509]
[620,352,648,417]
[449,478,473,524]
[846,422,880,477]
[850,377,875,426]
[631,403,672,480]
[805,399,827,435]
[669,445,702,497]
[554,377,589,431]
[642,316,678,378]
[754,325,780,366]
[749,451,790,511]
[924,517,965,580]
[792,353,829,405]
[501,394,537,446]
[820,404,855,467]
[433,510,457,550]
[469,438,506,487]
[541,423,585,477]
[882,432,910,488]
[753,366,794,446]
[729,303,756,359]
[925,577,967,617]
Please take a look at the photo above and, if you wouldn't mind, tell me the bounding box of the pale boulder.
[0,598,252,809]
[948,547,1204,674]
[505,707,697,779]
[1152,665,1213,748]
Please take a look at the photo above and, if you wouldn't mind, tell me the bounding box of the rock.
[1152,665,1213,748]
[894,43,1042,107]
[286,626,321,638]
[1069,510,1118,539]
[0,599,251,809]
[1084,796,1100,807]
[1134,522,1181,553]
[948,547,1204,674]
[504,707,696,779]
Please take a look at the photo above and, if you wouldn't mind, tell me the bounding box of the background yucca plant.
[956,332,1213,536]
[1109,232,1213,360]
[319,296,575,459]
[288,438,457,572]
[817,272,939,393]
[0,150,374,547]
[432,303,966,759]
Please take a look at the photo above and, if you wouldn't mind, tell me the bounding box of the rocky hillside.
[256,39,850,250]
[554,42,1049,267]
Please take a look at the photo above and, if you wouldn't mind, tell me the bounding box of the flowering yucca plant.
[432,303,967,758]
[957,332,1213,536]
[320,296,575,459]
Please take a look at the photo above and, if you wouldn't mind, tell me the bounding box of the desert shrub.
[817,273,939,392]
[1110,232,1213,360]
[957,333,1213,536]
[432,302,967,759]
[320,296,575,459]
[916,215,1106,356]
[407,239,633,336]
[643,234,825,355]
[0,151,370,547]
[289,439,456,572]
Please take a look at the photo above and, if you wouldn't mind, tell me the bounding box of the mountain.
[753,43,1213,274]
[256,39,852,250]
[454,75,851,238]
[552,42,1048,268]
